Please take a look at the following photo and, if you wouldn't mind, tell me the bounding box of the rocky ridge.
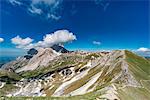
[0,49,150,100]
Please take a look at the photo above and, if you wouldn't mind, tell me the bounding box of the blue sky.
[0,0,150,57]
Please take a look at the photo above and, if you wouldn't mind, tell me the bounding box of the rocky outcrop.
[61,68,72,76]
[27,48,38,56]
[51,45,69,53]
[24,48,38,59]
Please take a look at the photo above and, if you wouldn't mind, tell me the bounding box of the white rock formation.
[16,48,61,73]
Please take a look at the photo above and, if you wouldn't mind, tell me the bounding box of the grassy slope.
[116,50,150,100]
[125,50,150,79]
[0,70,21,96]
[1,50,150,100]
[63,51,123,95]
[117,86,150,100]
[20,55,83,78]
[0,70,22,82]
[20,53,101,79]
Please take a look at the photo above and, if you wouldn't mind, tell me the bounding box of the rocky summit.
[0,48,150,100]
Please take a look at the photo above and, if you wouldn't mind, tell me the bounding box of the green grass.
[117,86,150,100]
[114,50,150,100]
[141,80,150,92]
[125,50,150,81]
[21,53,95,79]
[20,54,84,78]
[21,60,75,78]
[0,70,22,83]
[125,50,150,75]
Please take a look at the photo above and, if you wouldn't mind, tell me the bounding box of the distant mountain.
[27,48,38,56]
[0,57,16,68]
[0,50,150,100]
[1,47,61,73]
[23,48,38,59]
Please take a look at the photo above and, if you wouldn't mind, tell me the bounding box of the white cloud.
[8,0,63,20]
[137,47,150,52]
[135,47,150,57]
[9,0,22,5]
[28,0,62,20]
[36,30,76,47]
[0,38,4,43]
[11,29,76,49]
[28,5,43,15]
[47,13,61,20]
[93,41,101,45]
[11,36,33,49]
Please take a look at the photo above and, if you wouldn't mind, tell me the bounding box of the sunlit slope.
[50,50,150,99]
[125,50,150,80]
[115,50,150,100]
[1,50,150,100]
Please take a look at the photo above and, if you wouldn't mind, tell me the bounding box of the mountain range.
[0,45,150,100]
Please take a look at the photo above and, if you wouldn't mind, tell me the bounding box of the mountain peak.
[16,47,61,73]
[51,44,70,53]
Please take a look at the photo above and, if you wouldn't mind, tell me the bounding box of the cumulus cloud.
[135,47,150,57]
[93,41,101,45]
[11,36,34,49]
[11,36,33,45]
[35,30,76,48]
[0,38,4,43]
[137,47,150,52]
[11,29,76,49]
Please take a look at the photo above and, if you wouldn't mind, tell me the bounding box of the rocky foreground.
[0,47,150,100]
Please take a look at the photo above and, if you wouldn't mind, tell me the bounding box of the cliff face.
[0,50,150,100]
